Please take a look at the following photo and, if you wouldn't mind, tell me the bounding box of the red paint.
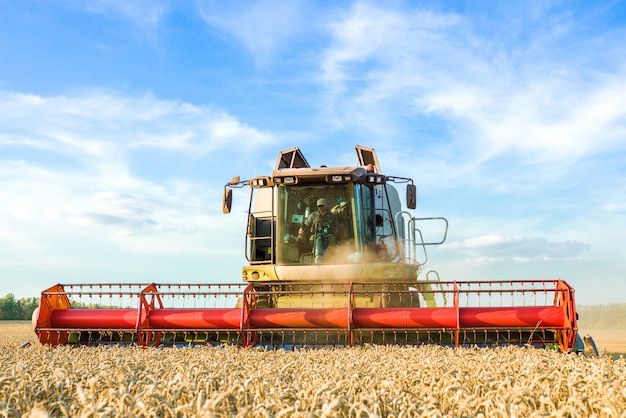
[352,308,458,328]
[50,309,138,329]
[47,306,566,331]
[459,307,565,328]
[249,308,349,328]
[35,280,578,352]
[148,309,241,329]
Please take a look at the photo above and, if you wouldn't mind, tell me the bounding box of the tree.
[17,297,39,320]
[0,294,39,320]
[0,294,18,320]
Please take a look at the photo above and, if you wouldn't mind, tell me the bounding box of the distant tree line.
[0,294,130,319]
[0,294,39,320]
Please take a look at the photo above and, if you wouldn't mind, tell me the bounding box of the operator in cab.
[299,198,339,262]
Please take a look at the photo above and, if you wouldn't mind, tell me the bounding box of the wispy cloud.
[319,2,626,163]
[0,90,272,265]
[320,3,462,134]
[0,90,274,163]
[197,0,311,67]
[61,0,170,29]
[444,234,589,261]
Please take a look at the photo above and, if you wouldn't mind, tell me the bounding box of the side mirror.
[222,188,233,214]
[406,184,417,209]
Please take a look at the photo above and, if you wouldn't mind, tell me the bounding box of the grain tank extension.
[34,145,583,352]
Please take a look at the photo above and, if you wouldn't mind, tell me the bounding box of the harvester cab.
[222,145,448,303]
[33,145,589,353]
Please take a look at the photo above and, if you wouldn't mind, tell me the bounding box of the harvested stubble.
[1,338,625,417]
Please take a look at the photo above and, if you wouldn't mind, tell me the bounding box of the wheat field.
[1,322,625,417]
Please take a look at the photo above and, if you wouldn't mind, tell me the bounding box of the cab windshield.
[274,183,398,264]
[276,184,356,264]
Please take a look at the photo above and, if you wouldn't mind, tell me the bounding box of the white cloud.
[319,2,626,162]
[61,0,170,29]
[321,3,460,87]
[0,90,275,161]
[603,202,626,213]
[457,76,626,162]
[443,234,589,261]
[0,90,271,289]
[197,0,310,66]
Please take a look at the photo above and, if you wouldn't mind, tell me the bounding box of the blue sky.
[1,1,625,305]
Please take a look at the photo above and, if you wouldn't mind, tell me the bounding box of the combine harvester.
[34,145,587,353]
